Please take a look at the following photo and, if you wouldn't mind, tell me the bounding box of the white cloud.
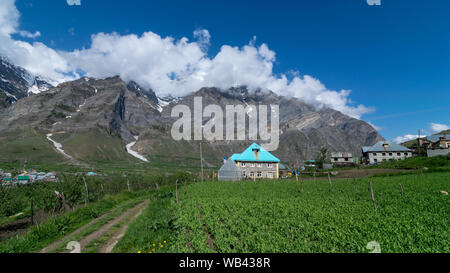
[67,0,81,6]
[0,0,19,37]
[430,123,449,133]
[393,134,423,144]
[0,1,373,119]
[367,121,382,131]
[18,30,41,38]
[193,29,210,51]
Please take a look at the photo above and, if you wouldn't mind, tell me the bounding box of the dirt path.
[98,200,149,253]
[39,208,117,253]
[73,200,149,253]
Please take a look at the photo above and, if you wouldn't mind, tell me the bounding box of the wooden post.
[354,177,358,190]
[399,183,404,198]
[101,184,104,198]
[369,180,377,210]
[30,199,34,225]
[83,177,89,206]
[296,172,298,181]
[300,174,303,193]
[327,172,332,190]
[175,180,179,203]
[313,172,316,182]
[127,179,131,191]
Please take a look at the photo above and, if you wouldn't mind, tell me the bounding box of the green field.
[117,172,450,253]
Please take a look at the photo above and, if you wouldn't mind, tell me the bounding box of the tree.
[315,146,328,170]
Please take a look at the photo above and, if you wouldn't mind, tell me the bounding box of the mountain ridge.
[0,62,383,166]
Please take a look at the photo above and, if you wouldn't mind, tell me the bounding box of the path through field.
[40,200,149,253]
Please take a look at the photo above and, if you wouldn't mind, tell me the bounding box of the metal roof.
[426,134,446,143]
[362,141,411,153]
[232,143,280,162]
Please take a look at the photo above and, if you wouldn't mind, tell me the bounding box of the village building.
[362,141,412,164]
[223,143,281,180]
[330,152,356,166]
[426,134,450,149]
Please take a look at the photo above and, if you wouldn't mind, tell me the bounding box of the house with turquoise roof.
[228,143,281,179]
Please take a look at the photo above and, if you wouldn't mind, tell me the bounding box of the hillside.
[0,75,383,167]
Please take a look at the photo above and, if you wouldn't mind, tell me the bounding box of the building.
[330,152,356,166]
[17,176,30,185]
[362,141,412,164]
[426,134,450,149]
[228,143,281,179]
[218,158,243,181]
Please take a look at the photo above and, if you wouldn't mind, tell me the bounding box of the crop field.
[124,172,449,253]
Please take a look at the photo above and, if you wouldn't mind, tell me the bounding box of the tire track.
[71,200,149,253]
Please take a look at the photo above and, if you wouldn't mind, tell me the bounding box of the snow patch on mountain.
[126,136,148,162]
[46,133,73,159]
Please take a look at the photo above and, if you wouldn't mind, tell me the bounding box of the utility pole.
[418,129,421,156]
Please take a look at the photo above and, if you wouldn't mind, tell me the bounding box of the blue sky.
[5,0,450,141]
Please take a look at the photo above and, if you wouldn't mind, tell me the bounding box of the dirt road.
[40,200,149,253]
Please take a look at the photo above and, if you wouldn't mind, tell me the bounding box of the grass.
[0,190,150,253]
[367,155,450,171]
[117,172,450,253]
[0,129,65,165]
[49,197,146,253]
[112,187,176,253]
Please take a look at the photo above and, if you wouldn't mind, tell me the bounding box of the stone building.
[362,141,412,164]
[330,152,356,166]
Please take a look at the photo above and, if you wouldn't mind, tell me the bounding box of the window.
[249,163,254,167]
[334,158,338,162]
[267,163,273,168]
[397,153,401,156]
[374,159,378,163]
[345,158,349,161]
[389,153,392,156]
[257,171,262,177]
[382,153,386,156]
[404,153,408,156]
[256,163,262,168]
[249,172,254,177]
[373,153,377,156]
[267,172,273,178]
[242,171,246,177]
[241,162,246,167]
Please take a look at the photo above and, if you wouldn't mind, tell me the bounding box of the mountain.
[0,75,383,166]
[0,56,54,108]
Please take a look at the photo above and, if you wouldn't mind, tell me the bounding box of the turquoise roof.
[229,154,241,161]
[232,143,280,162]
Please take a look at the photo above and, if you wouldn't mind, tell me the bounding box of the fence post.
[127,179,131,192]
[399,183,404,198]
[300,174,303,193]
[327,172,332,190]
[30,199,34,225]
[175,179,179,203]
[83,177,89,206]
[369,180,377,210]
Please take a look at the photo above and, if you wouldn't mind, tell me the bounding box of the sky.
[0,0,449,142]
